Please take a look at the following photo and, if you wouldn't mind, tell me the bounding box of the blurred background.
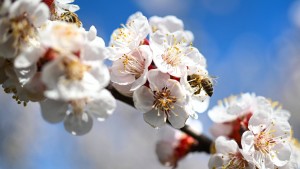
[1,0,300,168]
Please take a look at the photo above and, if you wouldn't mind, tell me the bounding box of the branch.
[107,84,213,154]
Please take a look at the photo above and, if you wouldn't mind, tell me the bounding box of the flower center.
[7,14,36,51]
[121,53,145,79]
[111,27,135,47]
[254,128,276,154]
[62,58,91,81]
[52,23,81,42]
[162,45,182,67]
[222,152,249,169]
[153,87,177,114]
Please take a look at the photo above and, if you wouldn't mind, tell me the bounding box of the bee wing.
[209,75,218,86]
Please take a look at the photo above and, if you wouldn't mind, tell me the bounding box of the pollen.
[162,45,183,67]
[62,58,91,81]
[53,23,80,40]
[121,53,145,79]
[153,87,177,115]
[9,14,36,50]
[3,87,28,107]
[222,152,248,169]
[254,128,277,154]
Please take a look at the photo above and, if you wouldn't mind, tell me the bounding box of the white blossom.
[208,136,255,169]
[208,93,290,144]
[0,0,49,58]
[181,66,210,118]
[41,54,109,101]
[110,45,152,91]
[112,82,134,97]
[208,93,270,124]
[133,69,189,128]
[149,15,194,44]
[107,12,151,60]
[150,31,204,77]
[2,61,44,105]
[40,89,116,135]
[241,112,292,168]
[14,22,109,101]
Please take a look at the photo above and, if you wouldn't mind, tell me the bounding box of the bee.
[200,78,214,97]
[58,11,82,27]
[187,74,215,97]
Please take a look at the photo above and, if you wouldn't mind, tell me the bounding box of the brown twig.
[107,84,213,154]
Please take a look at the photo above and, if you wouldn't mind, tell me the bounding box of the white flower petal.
[210,123,232,138]
[14,47,44,68]
[156,141,176,167]
[133,86,154,112]
[87,89,116,121]
[39,99,67,123]
[31,3,49,27]
[149,15,184,33]
[130,70,147,91]
[271,143,292,167]
[215,136,239,154]
[64,112,93,136]
[143,109,166,128]
[168,104,189,129]
[112,83,133,97]
[241,131,255,153]
[208,106,237,123]
[208,154,226,169]
[248,111,271,134]
[191,96,209,113]
[148,69,170,91]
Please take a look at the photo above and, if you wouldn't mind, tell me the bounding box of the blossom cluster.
[107,12,212,129]
[208,93,299,169]
[0,0,116,135]
[1,1,299,169]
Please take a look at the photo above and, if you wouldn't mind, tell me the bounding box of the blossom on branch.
[242,112,292,168]
[149,15,194,44]
[150,31,204,77]
[208,136,255,169]
[208,93,294,169]
[107,12,150,60]
[208,93,290,145]
[133,69,189,128]
[40,89,116,136]
[110,45,152,92]
[0,0,49,58]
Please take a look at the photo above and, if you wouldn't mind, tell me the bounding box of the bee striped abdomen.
[201,78,213,97]
[59,11,82,27]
